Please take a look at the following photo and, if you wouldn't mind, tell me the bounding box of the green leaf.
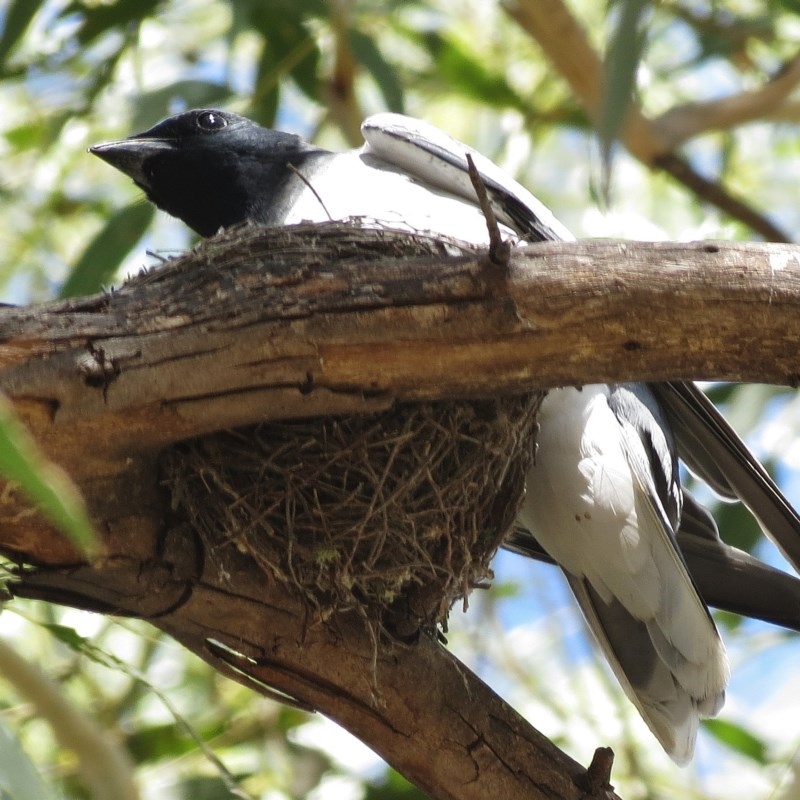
[600,0,650,190]
[703,382,740,407]
[59,0,161,46]
[416,31,523,109]
[60,202,154,298]
[775,0,800,14]
[683,10,774,64]
[249,0,322,108]
[349,30,405,112]
[5,121,50,152]
[713,609,744,632]
[126,722,198,762]
[0,394,97,555]
[702,718,769,764]
[3,112,81,161]
[0,0,45,67]
[0,720,60,800]
[490,579,524,600]
[169,775,243,800]
[711,500,761,554]
[39,623,90,652]
[364,769,428,800]
[276,705,313,734]
[251,48,283,128]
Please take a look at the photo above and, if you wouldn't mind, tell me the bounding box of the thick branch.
[2,226,799,566]
[2,231,799,448]
[13,537,604,800]
[3,225,800,799]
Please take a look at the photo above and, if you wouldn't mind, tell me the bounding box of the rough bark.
[3,223,800,798]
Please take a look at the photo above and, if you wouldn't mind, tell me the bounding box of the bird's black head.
[90,109,315,236]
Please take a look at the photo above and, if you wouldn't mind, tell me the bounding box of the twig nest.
[163,396,540,637]
[156,222,542,638]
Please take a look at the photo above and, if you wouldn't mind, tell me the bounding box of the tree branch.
[653,154,790,242]
[3,224,800,798]
[655,55,800,147]
[501,0,794,241]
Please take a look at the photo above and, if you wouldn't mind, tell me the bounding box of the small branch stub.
[466,153,512,266]
[583,747,615,798]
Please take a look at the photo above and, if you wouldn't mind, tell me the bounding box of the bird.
[91,109,800,763]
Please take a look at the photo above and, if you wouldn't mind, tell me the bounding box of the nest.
[162,395,541,638]
[153,221,543,639]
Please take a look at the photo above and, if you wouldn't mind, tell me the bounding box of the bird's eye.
[196,111,228,131]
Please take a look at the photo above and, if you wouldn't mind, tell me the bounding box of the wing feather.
[652,381,800,571]
[361,113,574,242]
[518,386,728,761]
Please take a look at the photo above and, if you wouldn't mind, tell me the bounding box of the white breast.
[284,151,516,245]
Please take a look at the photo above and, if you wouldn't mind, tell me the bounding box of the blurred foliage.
[0,1,799,799]
[599,0,650,188]
[702,718,770,765]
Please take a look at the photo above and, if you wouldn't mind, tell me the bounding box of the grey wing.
[679,491,800,629]
[652,381,800,572]
[606,385,728,701]
[566,575,707,765]
[361,113,574,243]
[503,516,800,633]
[607,384,683,529]
[523,383,729,762]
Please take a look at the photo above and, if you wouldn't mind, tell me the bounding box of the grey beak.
[89,138,176,188]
